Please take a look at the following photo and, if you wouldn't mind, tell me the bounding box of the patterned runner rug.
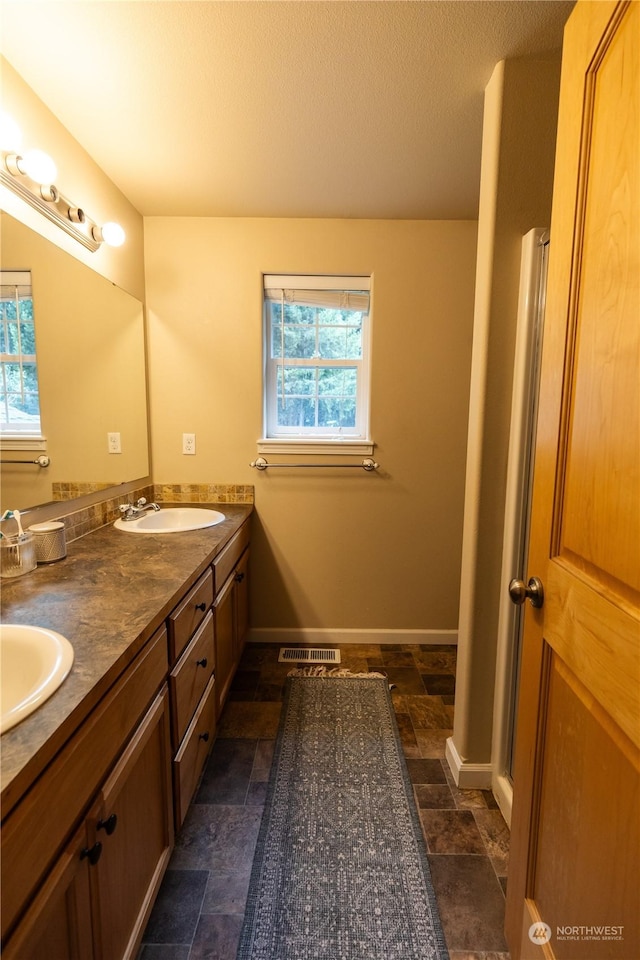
[236,673,450,960]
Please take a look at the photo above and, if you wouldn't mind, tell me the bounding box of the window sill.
[257,439,375,457]
[0,437,47,452]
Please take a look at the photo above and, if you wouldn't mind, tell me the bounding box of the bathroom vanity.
[0,504,251,958]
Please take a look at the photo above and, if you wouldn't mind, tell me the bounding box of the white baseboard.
[246,627,458,646]
[445,736,492,789]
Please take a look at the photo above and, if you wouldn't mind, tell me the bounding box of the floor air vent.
[278,648,341,664]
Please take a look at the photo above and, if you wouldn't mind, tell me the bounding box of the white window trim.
[257,438,375,456]
[262,273,373,445]
[0,436,47,451]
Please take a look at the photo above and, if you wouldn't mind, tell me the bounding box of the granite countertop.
[0,503,252,814]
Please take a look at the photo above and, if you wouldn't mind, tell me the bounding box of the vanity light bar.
[0,117,125,252]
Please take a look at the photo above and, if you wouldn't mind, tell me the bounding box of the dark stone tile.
[238,644,280,672]
[137,947,191,960]
[428,855,509,953]
[189,914,243,960]
[251,739,275,781]
[141,869,208,944]
[419,644,458,653]
[405,758,448,784]
[367,661,385,672]
[482,789,500,809]
[253,680,284,701]
[171,805,263,872]
[499,876,508,896]
[415,728,453,758]
[442,695,456,705]
[472,809,510,875]
[414,784,455,809]
[201,871,251,915]
[395,712,418,751]
[342,643,381,659]
[216,701,281,738]
[229,669,261,697]
[338,654,370,673]
[384,666,427,695]
[422,673,456,696]
[246,780,267,804]
[195,739,256,804]
[406,695,451,729]
[413,650,458,675]
[380,649,416,668]
[420,809,486,854]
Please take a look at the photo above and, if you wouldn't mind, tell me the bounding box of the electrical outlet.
[107,432,121,454]
[183,433,196,455]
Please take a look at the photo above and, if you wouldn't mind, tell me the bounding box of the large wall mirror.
[0,212,149,512]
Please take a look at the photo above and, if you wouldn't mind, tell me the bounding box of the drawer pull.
[80,842,103,866]
[199,731,210,743]
[196,657,208,669]
[234,571,245,583]
[97,813,118,835]
[195,602,207,611]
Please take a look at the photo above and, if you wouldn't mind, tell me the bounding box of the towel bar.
[1,455,50,467]
[250,456,378,472]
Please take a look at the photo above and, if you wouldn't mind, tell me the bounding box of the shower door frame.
[490,227,549,826]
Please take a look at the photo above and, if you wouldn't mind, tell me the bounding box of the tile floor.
[138,643,511,960]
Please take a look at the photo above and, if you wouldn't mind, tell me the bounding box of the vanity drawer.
[168,568,214,662]
[213,520,250,593]
[169,610,214,747]
[173,674,216,828]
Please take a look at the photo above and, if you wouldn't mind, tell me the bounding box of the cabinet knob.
[80,842,103,866]
[195,601,207,612]
[196,657,208,668]
[199,731,210,743]
[234,572,245,583]
[97,813,118,835]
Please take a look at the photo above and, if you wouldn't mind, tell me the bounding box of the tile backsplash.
[45,483,254,543]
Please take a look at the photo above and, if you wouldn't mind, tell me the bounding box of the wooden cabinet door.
[506,2,639,958]
[89,688,174,960]
[215,571,236,718]
[234,548,250,661]
[2,824,94,960]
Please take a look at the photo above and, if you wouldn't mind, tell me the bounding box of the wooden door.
[506,2,639,959]
[89,688,174,960]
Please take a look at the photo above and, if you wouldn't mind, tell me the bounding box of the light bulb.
[100,221,126,247]
[20,149,57,185]
[0,113,22,153]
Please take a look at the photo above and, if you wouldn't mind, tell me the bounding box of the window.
[263,275,371,442]
[0,271,41,437]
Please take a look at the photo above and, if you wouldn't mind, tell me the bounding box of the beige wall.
[451,57,562,777]
[144,218,477,637]
[0,57,144,299]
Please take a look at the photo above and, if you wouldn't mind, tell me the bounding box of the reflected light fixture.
[0,113,125,252]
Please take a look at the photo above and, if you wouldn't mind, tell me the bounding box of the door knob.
[509,576,544,608]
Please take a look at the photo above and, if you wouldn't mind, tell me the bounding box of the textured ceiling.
[0,1,575,219]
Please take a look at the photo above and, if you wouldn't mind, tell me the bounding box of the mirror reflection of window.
[0,271,41,437]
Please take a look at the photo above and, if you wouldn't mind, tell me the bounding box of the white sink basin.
[114,507,225,533]
[1,624,74,734]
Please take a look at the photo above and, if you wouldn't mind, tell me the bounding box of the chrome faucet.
[118,498,161,521]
